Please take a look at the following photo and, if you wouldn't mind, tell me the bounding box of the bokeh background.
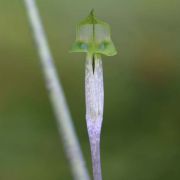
[0,0,180,179]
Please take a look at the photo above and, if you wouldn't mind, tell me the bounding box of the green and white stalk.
[71,10,117,180]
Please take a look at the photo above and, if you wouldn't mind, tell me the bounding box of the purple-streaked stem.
[85,54,104,180]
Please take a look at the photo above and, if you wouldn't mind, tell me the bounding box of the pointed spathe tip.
[90,8,95,15]
[89,8,95,19]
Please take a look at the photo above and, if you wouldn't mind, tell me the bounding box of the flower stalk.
[71,10,117,180]
[85,54,104,180]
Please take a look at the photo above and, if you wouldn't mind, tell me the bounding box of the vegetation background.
[0,0,180,179]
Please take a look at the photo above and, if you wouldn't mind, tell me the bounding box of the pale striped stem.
[85,54,104,180]
[24,0,90,179]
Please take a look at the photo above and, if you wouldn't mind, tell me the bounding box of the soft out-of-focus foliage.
[0,0,180,179]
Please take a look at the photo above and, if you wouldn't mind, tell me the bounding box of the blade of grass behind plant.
[24,0,90,179]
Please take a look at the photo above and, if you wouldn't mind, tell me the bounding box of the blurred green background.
[0,0,180,179]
